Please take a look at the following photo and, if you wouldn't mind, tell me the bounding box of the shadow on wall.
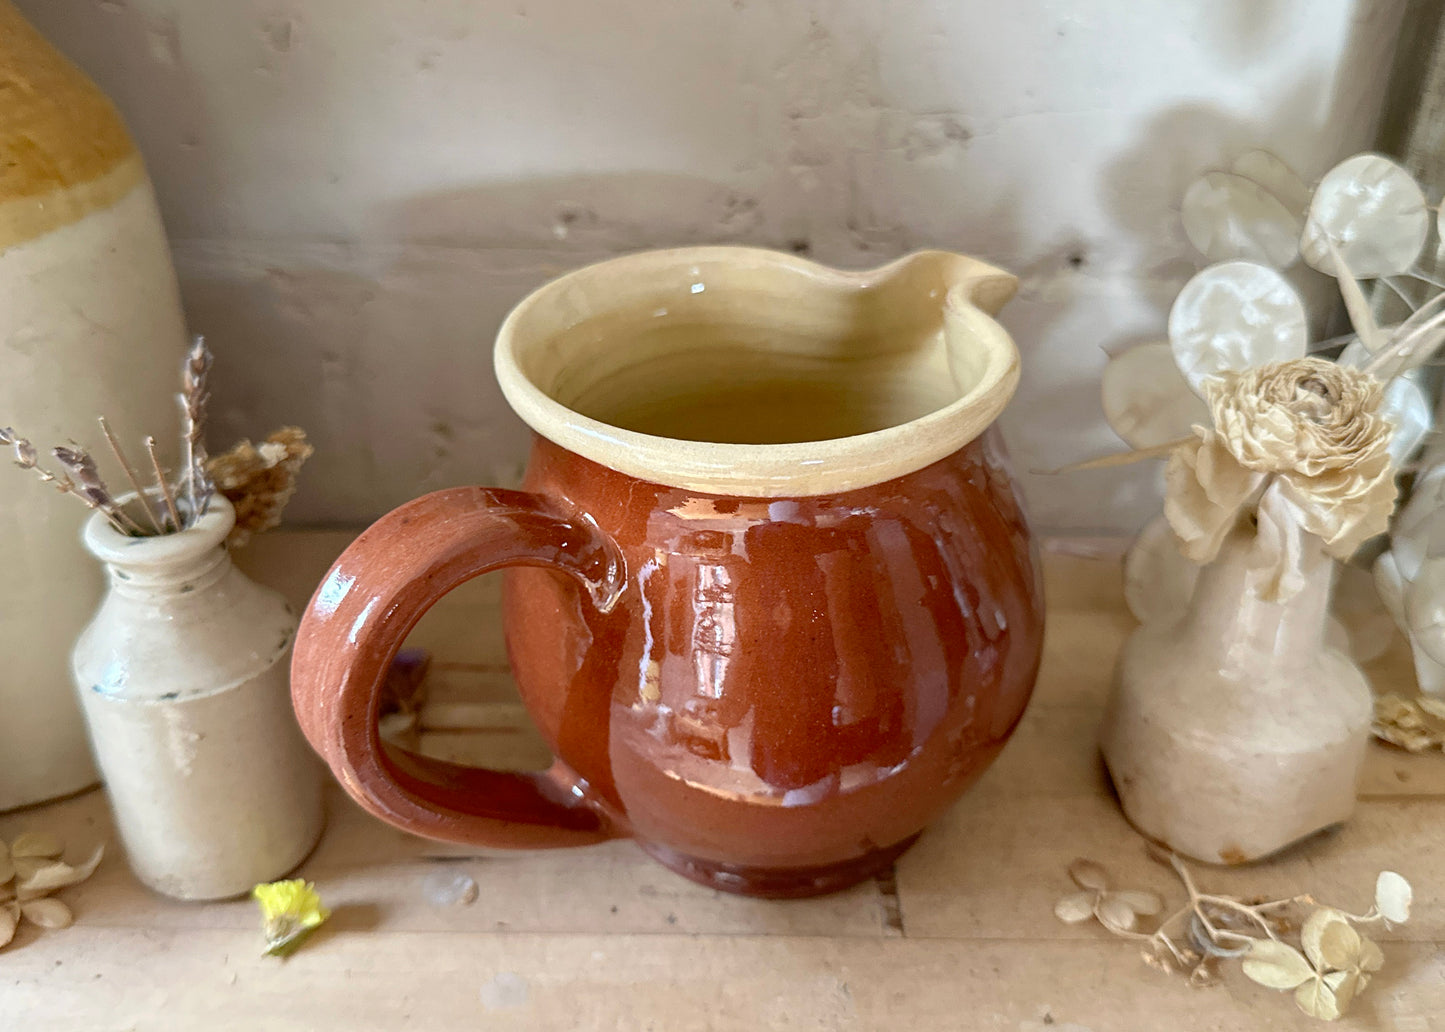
[186,167,1025,527]
[1021,4,1407,534]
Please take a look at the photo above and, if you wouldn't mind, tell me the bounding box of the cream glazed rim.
[494,246,1023,497]
[82,493,234,568]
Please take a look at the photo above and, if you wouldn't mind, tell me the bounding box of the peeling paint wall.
[16,0,1408,532]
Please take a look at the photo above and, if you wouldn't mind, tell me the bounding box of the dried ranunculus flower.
[1165,358,1397,599]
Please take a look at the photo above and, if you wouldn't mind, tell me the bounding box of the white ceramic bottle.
[1101,527,1371,864]
[0,1,188,809]
[72,497,324,900]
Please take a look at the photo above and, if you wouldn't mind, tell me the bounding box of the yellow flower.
[253,879,330,957]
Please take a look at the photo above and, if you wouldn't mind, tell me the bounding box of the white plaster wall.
[17,0,1408,532]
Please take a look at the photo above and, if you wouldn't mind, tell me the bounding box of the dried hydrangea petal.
[1095,895,1138,932]
[1242,938,1315,990]
[1317,919,1363,969]
[0,902,17,948]
[19,897,72,930]
[9,831,63,859]
[1111,889,1164,917]
[13,856,48,881]
[1182,171,1303,267]
[1301,908,1352,969]
[0,857,13,886]
[1375,871,1412,924]
[1301,154,1429,277]
[1295,977,1343,1020]
[1167,261,1308,396]
[1053,891,1097,924]
[1068,858,1110,892]
[1102,342,1209,449]
[14,844,102,901]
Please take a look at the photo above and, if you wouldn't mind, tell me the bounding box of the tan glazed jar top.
[494,247,1021,497]
[0,1,144,250]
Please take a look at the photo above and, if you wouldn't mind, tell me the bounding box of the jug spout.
[495,246,1023,497]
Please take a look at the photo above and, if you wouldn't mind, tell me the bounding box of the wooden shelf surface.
[4,532,1441,1030]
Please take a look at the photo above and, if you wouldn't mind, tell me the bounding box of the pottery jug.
[292,248,1044,897]
[0,2,189,809]
[73,496,324,900]
[1101,527,1371,864]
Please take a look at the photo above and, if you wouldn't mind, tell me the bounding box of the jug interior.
[522,259,973,446]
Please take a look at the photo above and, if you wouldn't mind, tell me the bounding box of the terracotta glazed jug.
[291,248,1045,897]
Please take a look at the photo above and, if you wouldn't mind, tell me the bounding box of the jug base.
[639,833,920,899]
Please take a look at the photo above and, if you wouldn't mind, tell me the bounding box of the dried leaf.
[1054,891,1098,925]
[1295,977,1343,1021]
[1242,938,1315,990]
[1095,895,1138,933]
[1181,170,1303,267]
[1111,890,1164,917]
[0,902,16,948]
[9,831,63,859]
[1317,919,1362,970]
[1301,154,1429,277]
[1167,261,1307,397]
[19,897,72,929]
[1375,871,1413,924]
[1068,858,1110,892]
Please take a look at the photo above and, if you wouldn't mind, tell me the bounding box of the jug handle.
[290,487,627,849]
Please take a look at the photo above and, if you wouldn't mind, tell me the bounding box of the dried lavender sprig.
[98,417,162,535]
[53,444,146,536]
[2,427,127,531]
[180,336,216,527]
[145,435,183,533]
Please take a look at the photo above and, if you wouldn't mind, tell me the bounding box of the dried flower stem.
[145,436,182,532]
[180,336,215,526]
[97,418,161,535]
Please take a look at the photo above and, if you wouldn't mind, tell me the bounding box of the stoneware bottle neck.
[1181,523,1335,670]
[82,495,236,599]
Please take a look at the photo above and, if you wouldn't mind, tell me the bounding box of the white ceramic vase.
[0,2,188,809]
[1101,527,1372,864]
[72,497,324,900]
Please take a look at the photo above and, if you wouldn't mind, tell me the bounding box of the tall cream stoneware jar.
[73,497,324,900]
[0,3,187,808]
